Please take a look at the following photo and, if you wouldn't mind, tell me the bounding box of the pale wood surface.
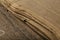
[0,0,60,40]
[0,4,42,40]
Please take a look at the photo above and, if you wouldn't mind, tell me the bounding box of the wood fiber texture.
[0,0,60,40]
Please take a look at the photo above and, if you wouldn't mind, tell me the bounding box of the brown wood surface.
[0,4,42,40]
[0,0,60,40]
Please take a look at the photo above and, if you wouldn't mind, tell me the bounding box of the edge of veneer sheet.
[0,0,59,40]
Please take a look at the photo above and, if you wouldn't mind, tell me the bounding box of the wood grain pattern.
[0,4,42,40]
[0,0,60,40]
